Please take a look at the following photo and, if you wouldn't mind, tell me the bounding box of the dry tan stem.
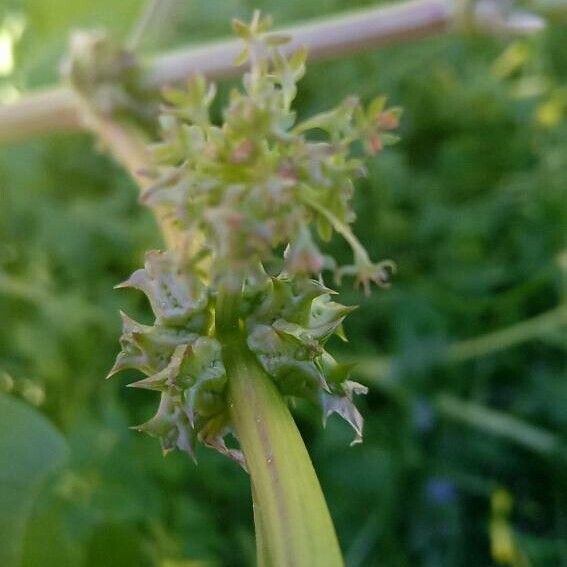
[0,88,80,143]
[0,0,453,144]
[146,0,453,85]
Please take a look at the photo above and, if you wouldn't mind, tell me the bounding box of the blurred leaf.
[86,523,153,567]
[0,394,68,567]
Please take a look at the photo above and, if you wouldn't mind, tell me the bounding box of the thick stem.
[147,0,452,85]
[216,288,343,567]
[0,0,453,144]
[0,88,80,143]
[0,0,551,145]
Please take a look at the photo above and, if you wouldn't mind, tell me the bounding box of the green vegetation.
[0,1,566,565]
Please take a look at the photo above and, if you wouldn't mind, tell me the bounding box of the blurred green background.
[0,1,566,565]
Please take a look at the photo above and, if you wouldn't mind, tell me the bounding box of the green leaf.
[0,395,68,567]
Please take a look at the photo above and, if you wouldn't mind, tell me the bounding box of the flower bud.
[284,226,324,276]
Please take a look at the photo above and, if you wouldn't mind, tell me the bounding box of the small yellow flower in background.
[536,95,565,128]
[489,488,530,567]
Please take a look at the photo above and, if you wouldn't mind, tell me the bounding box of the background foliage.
[0,1,566,565]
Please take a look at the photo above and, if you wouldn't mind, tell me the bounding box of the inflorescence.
[109,12,400,461]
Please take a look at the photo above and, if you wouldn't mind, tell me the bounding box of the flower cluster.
[242,272,368,444]
[107,251,238,460]
[143,12,400,289]
[110,12,400,459]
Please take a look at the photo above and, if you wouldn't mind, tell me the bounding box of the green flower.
[110,11,399,457]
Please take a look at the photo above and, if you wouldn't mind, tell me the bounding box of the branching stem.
[301,194,371,265]
[0,0,520,145]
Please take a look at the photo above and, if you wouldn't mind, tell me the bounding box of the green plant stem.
[445,304,567,363]
[301,194,372,266]
[252,483,271,565]
[216,286,343,567]
[352,360,565,460]
[435,393,564,459]
[349,303,567,380]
